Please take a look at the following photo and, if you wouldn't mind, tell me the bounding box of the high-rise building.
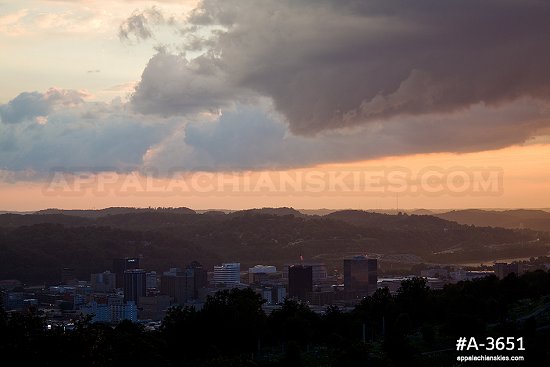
[186,261,208,299]
[123,269,146,306]
[160,262,207,304]
[146,271,158,289]
[90,271,116,293]
[288,265,312,300]
[344,256,378,296]
[213,263,241,285]
[283,263,327,282]
[161,268,192,304]
[113,257,140,288]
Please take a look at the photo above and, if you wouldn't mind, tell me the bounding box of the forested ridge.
[0,209,548,283]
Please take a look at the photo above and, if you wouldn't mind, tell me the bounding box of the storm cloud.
[143,99,550,172]
[1,89,549,176]
[3,1,550,177]
[132,51,253,116]
[133,0,550,135]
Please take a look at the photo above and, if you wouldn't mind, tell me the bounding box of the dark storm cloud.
[133,0,550,135]
[131,51,253,115]
[1,89,548,176]
[143,100,550,171]
[5,0,550,178]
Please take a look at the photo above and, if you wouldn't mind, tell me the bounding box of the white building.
[213,263,241,285]
[248,265,277,283]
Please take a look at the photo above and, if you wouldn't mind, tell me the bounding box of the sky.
[1,0,549,211]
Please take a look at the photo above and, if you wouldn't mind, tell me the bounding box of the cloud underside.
[132,0,550,135]
[1,89,548,175]
[2,0,550,176]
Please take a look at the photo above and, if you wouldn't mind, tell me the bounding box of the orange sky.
[2,143,549,211]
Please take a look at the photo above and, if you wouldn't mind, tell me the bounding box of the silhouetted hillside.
[35,206,196,218]
[1,209,548,283]
[325,210,454,231]
[0,214,92,228]
[0,223,219,283]
[435,209,550,232]
[229,207,306,217]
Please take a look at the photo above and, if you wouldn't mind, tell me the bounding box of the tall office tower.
[123,269,146,306]
[90,271,116,293]
[283,263,327,282]
[160,262,208,304]
[113,257,140,288]
[288,265,313,300]
[146,271,158,289]
[186,261,208,299]
[344,256,378,296]
[213,263,241,285]
[160,268,192,304]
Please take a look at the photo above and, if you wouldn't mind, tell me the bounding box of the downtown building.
[344,256,378,298]
[288,265,313,301]
[160,262,208,305]
[212,263,241,285]
[283,263,327,283]
[90,271,116,293]
[123,269,146,306]
[248,265,277,284]
[112,257,140,288]
[80,295,137,323]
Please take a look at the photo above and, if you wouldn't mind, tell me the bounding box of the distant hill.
[435,209,550,232]
[35,206,196,218]
[0,211,34,215]
[297,209,338,216]
[201,210,228,216]
[0,213,92,227]
[324,210,454,231]
[409,209,436,215]
[229,207,306,217]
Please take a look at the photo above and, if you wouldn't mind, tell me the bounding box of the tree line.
[2,271,550,366]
